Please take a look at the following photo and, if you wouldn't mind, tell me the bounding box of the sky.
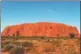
[1,2,80,32]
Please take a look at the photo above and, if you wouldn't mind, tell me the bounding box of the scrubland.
[1,36,80,54]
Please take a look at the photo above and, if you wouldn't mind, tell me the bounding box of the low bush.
[22,41,33,47]
[9,46,24,54]
[1,40,11,47]
[2,44,14,52]
[11,41,20,45]
[69,33,75,39]
[63,37,68,40]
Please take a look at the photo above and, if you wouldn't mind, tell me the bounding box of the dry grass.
[1,37,80,54]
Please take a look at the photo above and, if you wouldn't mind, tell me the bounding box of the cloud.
[48,9,56,12]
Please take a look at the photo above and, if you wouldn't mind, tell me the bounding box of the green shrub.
[11,41,22,46]
[9,46,24,54]
[22,41,33,47]
[2,44,14,52]
[12,41,20,45]
[1,40,13,48]
[2,40,11,45]
[63,37,68,40]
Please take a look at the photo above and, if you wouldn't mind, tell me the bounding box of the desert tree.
[15,30,20,40]
[69,33,75,39]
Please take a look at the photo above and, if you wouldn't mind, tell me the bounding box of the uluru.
[1,22,80,38]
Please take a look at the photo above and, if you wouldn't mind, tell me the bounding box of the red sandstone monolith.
[1,22,80,38]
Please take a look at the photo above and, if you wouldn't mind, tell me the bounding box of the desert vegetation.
[1,36,80,54]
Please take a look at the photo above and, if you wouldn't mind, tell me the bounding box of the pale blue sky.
[1,2,80,32]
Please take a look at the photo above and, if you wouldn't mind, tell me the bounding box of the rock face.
[1,22,80,38]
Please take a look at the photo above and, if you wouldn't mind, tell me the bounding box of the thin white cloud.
[48,9,56,12]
